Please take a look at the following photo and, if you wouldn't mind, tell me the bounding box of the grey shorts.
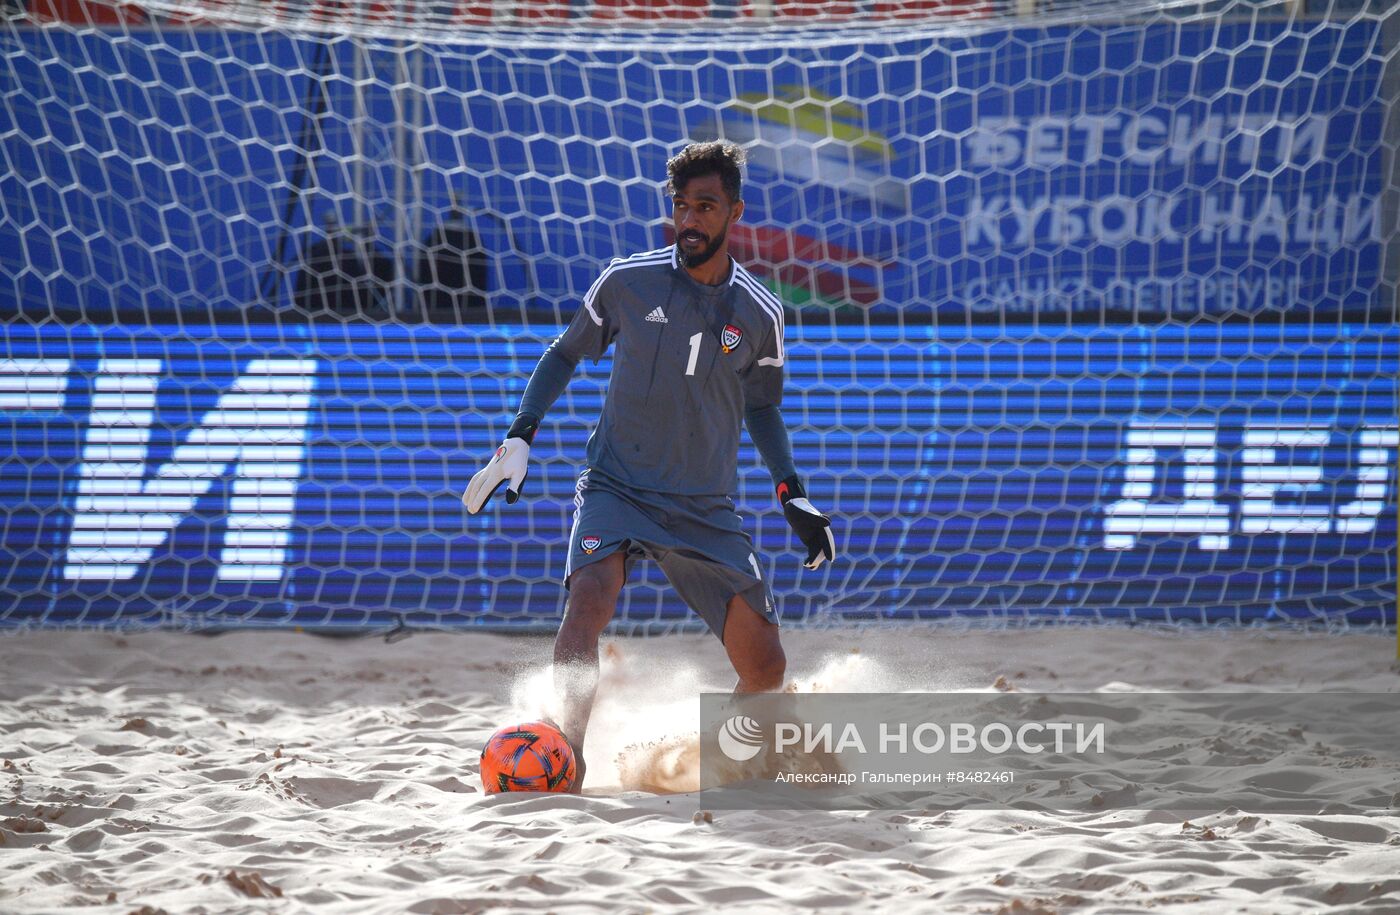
[564,470,777,641]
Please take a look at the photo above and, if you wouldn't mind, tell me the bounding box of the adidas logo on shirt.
[645,307,668,323]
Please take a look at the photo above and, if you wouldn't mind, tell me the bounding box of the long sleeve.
[516,338,582,425]
[744,401,797,484]
[513,269,620,430]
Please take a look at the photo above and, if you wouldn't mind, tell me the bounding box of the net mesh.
[1,0,1396,631]
[24,0,1188,44]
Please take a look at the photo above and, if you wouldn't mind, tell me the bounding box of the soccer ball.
[480,721,577,793]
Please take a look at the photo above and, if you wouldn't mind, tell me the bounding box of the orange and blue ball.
[480,721,576,793]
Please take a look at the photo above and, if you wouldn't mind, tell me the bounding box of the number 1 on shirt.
[685,332,702,376]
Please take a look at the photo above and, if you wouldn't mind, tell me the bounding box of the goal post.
[0,0,1396,631]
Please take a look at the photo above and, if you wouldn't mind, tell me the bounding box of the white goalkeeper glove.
[463,418,537,514]
[777,475,836,570]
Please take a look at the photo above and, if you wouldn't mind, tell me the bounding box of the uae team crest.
[721,324,742,353]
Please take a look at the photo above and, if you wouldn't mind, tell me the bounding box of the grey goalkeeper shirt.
[525,245,789,497]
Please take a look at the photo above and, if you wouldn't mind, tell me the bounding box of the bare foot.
[543,716,586,794]
[570,749,587,795]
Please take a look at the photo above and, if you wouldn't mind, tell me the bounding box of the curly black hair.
[666,141,745,203]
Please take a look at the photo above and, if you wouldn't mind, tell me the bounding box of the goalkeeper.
[463,141,835,790]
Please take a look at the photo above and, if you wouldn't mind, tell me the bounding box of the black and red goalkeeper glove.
[776,475,836,571]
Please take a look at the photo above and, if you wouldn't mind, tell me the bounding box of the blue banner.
[0,324,1394,630]
[1,18,1388,319]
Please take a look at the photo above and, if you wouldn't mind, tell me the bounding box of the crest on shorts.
[581,535,602,554]
[721,324,742,353]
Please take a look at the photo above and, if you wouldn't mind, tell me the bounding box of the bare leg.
[552,553,626,792]
[721,597,846,777]
[722,592,786,694]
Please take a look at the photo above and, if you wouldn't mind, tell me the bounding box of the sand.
[2,625,1398,914]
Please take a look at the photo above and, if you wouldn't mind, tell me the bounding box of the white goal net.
[1,0,1396,630]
